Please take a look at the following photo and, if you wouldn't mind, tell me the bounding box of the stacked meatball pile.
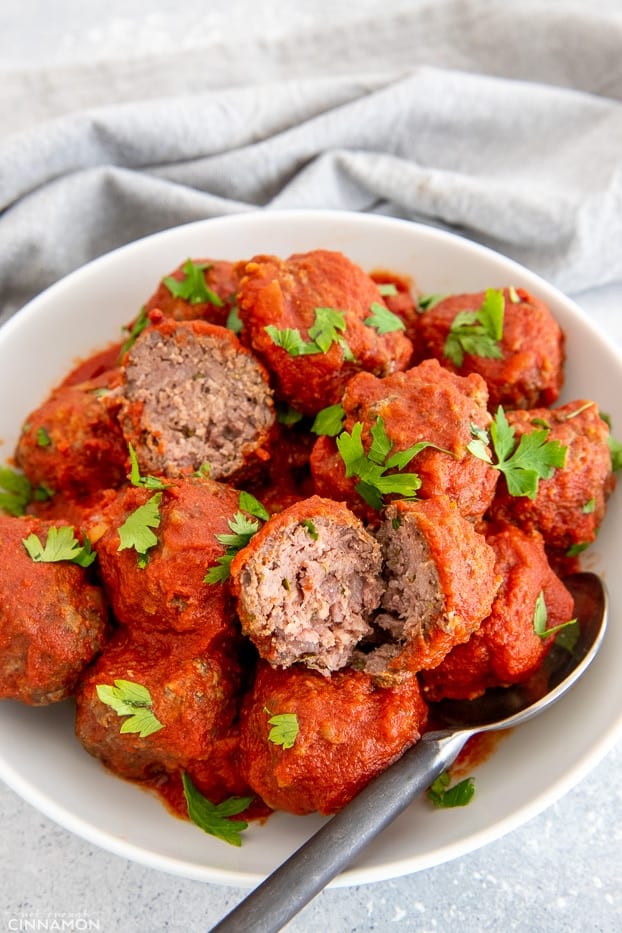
[0,249,615,822]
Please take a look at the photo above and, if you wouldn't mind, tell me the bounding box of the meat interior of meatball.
[123,325,273,477]
[238,517,383,673]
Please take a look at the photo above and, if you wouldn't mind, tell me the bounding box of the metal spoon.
[212,571,607,933]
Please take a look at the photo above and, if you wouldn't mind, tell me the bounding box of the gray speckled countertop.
[1,3,622,930]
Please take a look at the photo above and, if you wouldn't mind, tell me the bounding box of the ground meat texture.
[236,250,413,416]
[356,497,499,677]
[310,358,499,524]
[143,258,241,326]
[488,400,614,554]
[416,287,565,410]
[420,523,575,701]
[238,661,428,815]
[87,476,242,642]
[0,514,108,705]
[230,496,384,674]
[15,376,128,502]
[75,628,241,781]
[117,319,274,481]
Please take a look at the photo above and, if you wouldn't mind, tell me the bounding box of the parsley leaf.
[264,710,299,749]
[163,259,224,307]
[364,301,406,335]
[0,467,33,516]
[182,773,252,847]
[311,403,346,437]
[128,443,169,489]
[335,418,440,510]
[417,293,446,311]
[532,591,577,639]
[95,679,164,737]
[265,307,354,360]
[204,510,261,584]
[36,427,52,447]
[377,282,398,296]
[225,303,243,334]
[117,492,163,567]
[443,288,505,367]
[119,306,150,358]
[238,490,270,521]
[468,407,567,499]
[22,525,96,567]
[427,771,475,808]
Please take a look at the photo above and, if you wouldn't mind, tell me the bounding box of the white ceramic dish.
[0,210,620,888]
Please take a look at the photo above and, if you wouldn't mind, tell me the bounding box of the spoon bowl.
[212,571,607,933]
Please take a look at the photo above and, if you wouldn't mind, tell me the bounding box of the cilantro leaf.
[22,525,96,567]
[95,679,164,737]
[311,403,346,437]
[182,773,252,847]
[163,259,224,307]
[128,443,169,489]
[443,288,505,367]
[364,301,406,335]
[119,306,150,359]
[427,771,475,808]
[204,510,261,584]
[265,710,299,749]
[265,307,354,360]
[532,591,578,640]
[117,492,163,567]
[468,407,567,499]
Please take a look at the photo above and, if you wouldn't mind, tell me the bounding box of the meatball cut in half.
[356,496,499,678]
[237,249,413,416]
[239,661,428,815]
[417,287,565,411]
[230,496,384,674]
[420,523,576,702]
[0,514,108,705]
[116,319,274,481]
[488,399,614,555]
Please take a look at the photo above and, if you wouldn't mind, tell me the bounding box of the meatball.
[143,257,241,326]
[88,475,244,641]
[75,628,241,781]
[420,523,575,701]
[115,318,274,481]
[0,513,108,705]
[237,250,413,416]
[15,376,128,502]
[230,496,384,674]
[355,496,499,677]
[238,661,428,815]
[311,358,499,523]
[488,400,614,554]
[416,287,565,410]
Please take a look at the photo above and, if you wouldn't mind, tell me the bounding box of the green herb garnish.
[128,443,169,490]
[182,773,252,847]
[117,492,163,568]
[468,406,567,499]
[119,306,150,358]
[95,679,163,737]
[204,511,261,583]
[444,288,505,367]
[225,303,243,334]
[377,282,398,296]
[417,293,446,311]
[0,467,34,516]
[238,490,270,522]
[22,525,96,567]
[311,403,346,437]
[36,427,52,447]
[163,259,224,307]
[364,302,405,335]
[265,307,354,360]
[532,591,577,638]
[427,771,475,808]
[264,710,299,749]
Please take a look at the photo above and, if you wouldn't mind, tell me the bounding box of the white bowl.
[0,210,620,887]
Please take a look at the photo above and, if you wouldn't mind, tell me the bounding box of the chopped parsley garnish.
[22,525,96,567]
[377,282,398,296]
[566,541,590,557]
[417,293,446,311]
[119,306,150,358]
[582,498,596,514]
[127,443,169,490]
[264,710,299,749]
[364,302,406,335]
[276,403,304,426]
[204,511,261,584]
[0,467,36,517]
[336,417,442,510]
[468,406,567,499]
[238,490,270,522]
[265,307,354,360]
[532,591,577,639]
[182,773,252,847]
[444,288,505,367]
[607,433,622,471]
[95,679,163,737]
[117,492,163,568]
[225,303,243,334]
[427,772,475,809]
[36,427,52,447]
[163,259,224,307]
[301,519,319,540]
[311,403,346,437]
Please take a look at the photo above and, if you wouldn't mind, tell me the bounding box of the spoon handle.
[211,729,472,933]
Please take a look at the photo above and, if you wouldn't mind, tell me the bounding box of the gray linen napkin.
[1,0,621,325]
